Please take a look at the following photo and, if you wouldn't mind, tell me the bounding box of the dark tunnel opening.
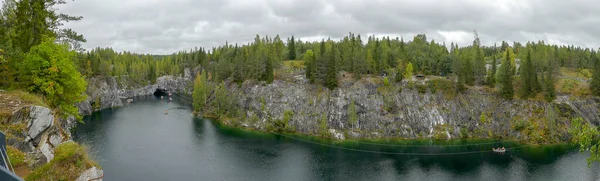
[153,89,168,97]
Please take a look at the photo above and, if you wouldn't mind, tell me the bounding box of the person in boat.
[164,110,168,115]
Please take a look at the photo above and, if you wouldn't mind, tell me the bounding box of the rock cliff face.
[5,106,100,180]
[227,79,600,142]
[6,106,72,167]
[79,70,600,142]
[77,68,196,114]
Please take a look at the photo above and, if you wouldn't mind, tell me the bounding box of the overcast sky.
[56,0,600,54]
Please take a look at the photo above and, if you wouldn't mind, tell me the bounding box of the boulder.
[26,106,54,145]
[329,129,345,140]
[76,166,104,181]
[76,101,93,115]
[39,142,54,162]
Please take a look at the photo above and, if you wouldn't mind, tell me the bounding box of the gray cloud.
[57,0,600,54]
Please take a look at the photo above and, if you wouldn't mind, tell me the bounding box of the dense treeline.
[71,47,208,84]
[2,0,600,106]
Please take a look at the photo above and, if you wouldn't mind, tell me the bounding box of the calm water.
[74,96,600,181]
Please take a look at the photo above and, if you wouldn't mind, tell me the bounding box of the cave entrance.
[153,89,168,97]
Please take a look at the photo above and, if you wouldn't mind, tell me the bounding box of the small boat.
[164,110,168,115]
[493,147,506,153]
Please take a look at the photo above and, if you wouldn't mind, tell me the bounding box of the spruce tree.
[520,48,535,98]
[304,50,316,83]
[545,69,556,101]
[489,53,497,87]
[325,46,338,90]
[591,52,600,96]
[395,62,404,82]
[499,47,514,99]
[288,36,296,60]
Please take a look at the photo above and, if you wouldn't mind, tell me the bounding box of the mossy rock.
[26,142,100,181]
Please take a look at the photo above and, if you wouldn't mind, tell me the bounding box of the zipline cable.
[271,132,534,156]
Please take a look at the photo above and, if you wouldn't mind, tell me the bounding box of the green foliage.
[27,142,99,181]
[382,77,390,86]
[499,47,515,99]
[569,117,600,166]
[20,37,86,118]
[520,48,538,99]
[6,146,26,166]
[404,62,414,79]
[304,50,317,83]
[288,36,296,60]
[479,112,489,124]
[416,84,427,94]
[591,54,600,96]
[512,119,528,131]
[192,71,208,113]
[319,113,328,136]
[269,110,294,133]
[395,63,404,82]
[545,70,556,101]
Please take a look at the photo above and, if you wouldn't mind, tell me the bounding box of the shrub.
[27,142,99,181]
[383,77,390,86]
[19,38,87,119]
[512,119,528,131]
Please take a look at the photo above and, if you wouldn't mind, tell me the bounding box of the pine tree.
[520,48,535,98]
[288,36,296,60]
[499,47,514,99]
[395,62,404,82]
[472,30,486,85]
[325,46,338,90]
[262,56,274,84]
[545,69,556,101]
[14,0,85,52]
[591,52,600,96]
[366,49,376,74]
[192,71,208,112]
[488,47,497,88]
[304,50,316,83]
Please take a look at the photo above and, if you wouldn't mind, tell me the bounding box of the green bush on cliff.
[569,117,600,166]
[19,38,87,119]
[27,142,100,181]
[266,110,294,133]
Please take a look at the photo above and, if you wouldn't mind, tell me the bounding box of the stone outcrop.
[77,68,196,115]
[5,106,103,178]
[77,68,600,143]
[225,79,600,142]
[76,166,104,181]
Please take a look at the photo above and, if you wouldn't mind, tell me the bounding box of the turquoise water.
[74,96,600,181]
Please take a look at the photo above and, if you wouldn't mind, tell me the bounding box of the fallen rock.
[329,129,345,140]
[76,166,104,181]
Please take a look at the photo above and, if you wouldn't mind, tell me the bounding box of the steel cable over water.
[271,132,534,156]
